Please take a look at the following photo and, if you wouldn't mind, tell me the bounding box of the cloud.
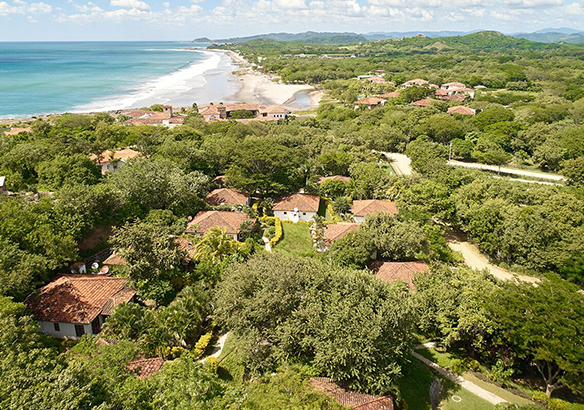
[0,0,52,15]
[504,0,562,7]
[110,0,150,10]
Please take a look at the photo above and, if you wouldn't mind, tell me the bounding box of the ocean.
[0,42,241,118]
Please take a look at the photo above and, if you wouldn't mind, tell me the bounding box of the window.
[53,323,60,332]
[75,324,85,338]
[302,212,306,215]
[283,211,287,214]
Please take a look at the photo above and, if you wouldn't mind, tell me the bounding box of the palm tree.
[194,227,237,264]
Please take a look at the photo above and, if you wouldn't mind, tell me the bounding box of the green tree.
[193,227,238,264]
[561,156,584,185]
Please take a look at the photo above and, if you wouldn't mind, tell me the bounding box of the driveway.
[374,151,413,176]
[447,160,565,182]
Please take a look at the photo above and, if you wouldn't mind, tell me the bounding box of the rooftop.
[127,357,165,379]
[185,210,251,235]
[273,193,321,212]
[448,106,476,116]
[411,98,437,107]
[26,275,135,324]
[351,200,398,217]
[207,188,249,206]
[324,223,360,246]
[354,97,386,106]
[89,148,141,164]
[369,261,429,290]
[318,175,351,184]
[311,377,394,409]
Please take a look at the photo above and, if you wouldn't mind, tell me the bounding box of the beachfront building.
[273,193,320,223]
[185,210,252,241]
[89,147,141,175]
[123,105,185,128]
[351,199,398,223]
[437,83,475,99]
[25,275,136,340]
[260,106,291,119]
[198,103,290,121]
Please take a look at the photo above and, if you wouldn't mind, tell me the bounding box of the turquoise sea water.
[0,42,239,118]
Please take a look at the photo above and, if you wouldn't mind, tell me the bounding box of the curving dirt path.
[447,160,565,182]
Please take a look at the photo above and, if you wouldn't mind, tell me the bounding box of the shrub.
[193,330,214,358]
[205,356,219,373]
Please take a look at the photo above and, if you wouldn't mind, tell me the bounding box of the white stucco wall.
[274,210,317,223]
[38,321,92,339]
[353,215,366,223]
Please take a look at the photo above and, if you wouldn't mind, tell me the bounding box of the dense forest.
[1,32,584,409]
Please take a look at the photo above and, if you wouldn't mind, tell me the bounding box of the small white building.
[351,200,399,223]
[26,275,136,340]
[89,147,141,175]
[0,176,6,194]
[273,193,321,223]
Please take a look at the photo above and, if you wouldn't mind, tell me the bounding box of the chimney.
[217,106,227,119]
[163,105,173,118]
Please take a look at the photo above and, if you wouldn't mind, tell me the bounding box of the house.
[198,103,290,121]
[367,77,386,83]
[0,176,6,194]
[317,175,351,185]
[351,200,398,223]
[127,357,165,379]
[260,106,290,119]
[311,377,394,409]
[199,104,223,121]
[441,82,466,91]
[401,78,428,88]
[378,91,400,99]
[323,223,360,248]
[354,97,386,110]
[448,106,476,116]
[369,261,429,291]
[206,188,250,207]
[25,275,136,340]
[185,210,252,240]
[89,148,141,175]
[273,193,320,223]
[123,106,185,128]
[5,126,32,135]
[411,98,437,107]
[103,252,127,266]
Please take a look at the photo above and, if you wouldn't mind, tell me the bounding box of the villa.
[448,106,476,116]
[185,210,252,240]
[402,78,429,88]
[412,98,437,107]
[323,223,360,248]
[123,105,185,128]
[351,200,398,223]
[89,147,141,175]
[198,103,290,121]
[378,91,400,99]
[206,188,251,207]
[25,275,136,340]
[354,97,386,109]
[273,193,320,223]
[369,261,429,291]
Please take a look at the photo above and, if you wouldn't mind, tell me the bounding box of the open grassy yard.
[273,222,315,257]
[399,356,494,410]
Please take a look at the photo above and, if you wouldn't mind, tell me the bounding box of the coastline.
[211,49,318,108]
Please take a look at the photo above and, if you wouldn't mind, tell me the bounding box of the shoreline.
[210,49,318,108]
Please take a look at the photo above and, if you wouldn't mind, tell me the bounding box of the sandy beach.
[215,49,319,108]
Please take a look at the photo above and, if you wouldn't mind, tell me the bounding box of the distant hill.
[200,28,584,45]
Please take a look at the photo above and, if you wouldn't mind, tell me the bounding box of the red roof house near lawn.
[324,223,360,247]
[206,188,250,206]
[351,200,398,223]
[273,193,321,222]
[185,210,252,240]
[311,377,394,409]
[369,261,429,290]
[26,275,136,339]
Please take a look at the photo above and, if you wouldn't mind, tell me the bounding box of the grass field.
[273,222,315,257]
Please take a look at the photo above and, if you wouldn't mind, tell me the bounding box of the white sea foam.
[73,50,222,113]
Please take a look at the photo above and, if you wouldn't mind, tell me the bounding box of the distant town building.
[26,275,136,340]
[448,106,476,116]
[273,193,320,223]
[401,78,429,88]
[123,105,185,128]
[198,103,290,122]
[351,200,398,223]
[354,97,386,109]
[411,98,437,108]
[89,147,141,175]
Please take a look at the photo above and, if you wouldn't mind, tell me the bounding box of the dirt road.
[447,160,565,182]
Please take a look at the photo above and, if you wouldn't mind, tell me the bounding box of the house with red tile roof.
[412,98,437,108]
[311,377,394,409]
[317,175,351,185]
[402,78,429,88]
[206,188,250,207]
[323,223,360,248]
[127,357,165,379]
[26,275,136,340]
[378,91,400,99]
[448,106,476,116]
[185,210,252,240]
[123,106,185,128]
[273,193,321,223]
[354,97,386,110]
[351,200,398,223]
[369,261,429,290]
[89,147,141,175]
[441,82,466,91]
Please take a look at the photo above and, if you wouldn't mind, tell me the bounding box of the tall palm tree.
[194,227,237,264]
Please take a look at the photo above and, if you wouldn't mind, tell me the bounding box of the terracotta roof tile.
[273,194,320,212]
[369,261,429,290]
[351,200,398,217]
[378,92,400,99]
[311,377,394,409]
[26,275,136,324]
[324,223,360,246]
[355,97,386,106]
[412,98,437,107]
[127,357,165,379]
[447,106,476,116]
[103,252,127,266]
[185,211,251,235]
[207,188,249,206]
[318,175,351,184]
[89,148,141,164]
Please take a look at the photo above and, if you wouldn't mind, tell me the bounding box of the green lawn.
[417,348,533,406]
[399,356,494,410]
[273,222,315,257]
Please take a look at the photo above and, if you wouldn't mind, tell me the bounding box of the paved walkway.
[374,151,413,176]
[411,351,507,405]
[199,333,229,363]
[447,160,565,182]
[448,240,539,284]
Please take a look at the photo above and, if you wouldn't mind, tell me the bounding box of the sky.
[0,0,584,41]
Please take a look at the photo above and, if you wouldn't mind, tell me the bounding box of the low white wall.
[38,321,92,339]
[353,215,366,223]
[274,210,317,222]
